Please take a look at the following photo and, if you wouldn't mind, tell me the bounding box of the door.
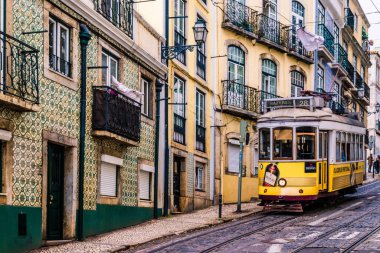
[291,2,305,54]
[47,143,65,240]
[173,156,182,212]
[228,46,245,108]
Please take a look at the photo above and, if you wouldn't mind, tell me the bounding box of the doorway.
[46,143,65,240]
[173,156,183,212]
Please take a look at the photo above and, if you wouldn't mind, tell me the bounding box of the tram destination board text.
[266,98,311,109]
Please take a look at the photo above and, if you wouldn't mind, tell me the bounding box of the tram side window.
[259,128,271,160]
[319,132,327,159]
[341,132,347,162]
[360,135,364,160]
[297,127,316,160]
[355,135,359,161]
[347,133,351,161]
[336,132,341,162]
[273,128,293,159]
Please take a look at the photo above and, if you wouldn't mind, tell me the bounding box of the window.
[262,59,277,95]
[264,0,277,21]
[173,76,186,144]
[343,40,348,52]
[361,65,365,80]
[139,170,152,201]
[360,107,364,122]
[49,17,71,77]
[228,140,240,173]
[291,1,304,52]
[317,66,324,91]
[341,132,347,162]
[100,162,118,197]
[318,1,325,24]
[353,54,357,71]
[297,127,316,160]
[336,132,341,162]
[228,46,245,85]
[141,77,153,118]
[102,51,119,86]
[354,13,358,31]
[291,71,305,97]
[195,163,205,191]
[334,23,340,59]
[174,0,186,64]
[259,128,271,160]
[352,102,357,112]
[196,90,206,152]
[273,128,293,160]
[196,16,206,80]
[319,131,327,159]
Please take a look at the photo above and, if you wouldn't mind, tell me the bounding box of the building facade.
[368,51,380,155]
[167,0,213,212]
[0,0,166,252]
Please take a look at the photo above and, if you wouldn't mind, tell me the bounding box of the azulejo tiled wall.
[9,0,156,211]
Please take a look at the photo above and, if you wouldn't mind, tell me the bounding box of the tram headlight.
[278,178,287,187]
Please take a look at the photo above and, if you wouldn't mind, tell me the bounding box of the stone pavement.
[31,203,263,253]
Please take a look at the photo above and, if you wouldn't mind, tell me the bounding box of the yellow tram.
[257,96,366,211]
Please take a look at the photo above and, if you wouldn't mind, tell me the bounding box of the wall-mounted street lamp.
[358,87,365,99]
[161,20,208,60]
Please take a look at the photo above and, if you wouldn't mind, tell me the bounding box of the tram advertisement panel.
[329,162,364,191]
[263,164,279,187]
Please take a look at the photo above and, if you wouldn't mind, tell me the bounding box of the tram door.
[319,131,328,191]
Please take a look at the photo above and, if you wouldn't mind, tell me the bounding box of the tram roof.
[258,108,364,128]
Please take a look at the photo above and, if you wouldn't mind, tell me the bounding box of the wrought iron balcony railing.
[289,35,313,60]
[330,100,347,115]
[173,113,186,145]
[258,90,282,113]
[0,32,39,104]
[174,30,186,64]
[344,60,355,83]
[257,14,289,48]
[49,53,72,78]
[334,43,348,67]
[355,71,363,89]
[92,86,141,141]
[318,24,335,56]
[222,80,259,113]
[345,8,355,31]
[196,125,206,152]
[224,0,257,34]
[196,50,206,80]
[94,0,133,39]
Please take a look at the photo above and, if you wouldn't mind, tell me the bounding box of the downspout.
[78,24,91,241]
[154,82,163,218]
[314,0,319,92]
[164,0,170,217]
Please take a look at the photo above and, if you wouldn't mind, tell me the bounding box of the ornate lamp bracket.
[161,44,197,60]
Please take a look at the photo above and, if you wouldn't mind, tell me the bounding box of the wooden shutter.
[139,171,150,200]
[228,143,240,173]
[100,162,117,197]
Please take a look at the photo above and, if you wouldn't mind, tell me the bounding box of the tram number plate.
[266,98,310,108]
[305,162,317,173]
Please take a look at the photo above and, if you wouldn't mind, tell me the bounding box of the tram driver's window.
[296,127,316,160]
[273,128,293,159]
[259,128,271,160]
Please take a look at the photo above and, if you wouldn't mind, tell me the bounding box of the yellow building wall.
[223,175,258,204]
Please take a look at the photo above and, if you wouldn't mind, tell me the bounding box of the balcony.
[317,24,335,62]
[257,14,289,51]
[196,50,206,80]
[358,81,370,104]
[258,90,282,113]
[288,35,314,64]
[344,8,355,32]
[174,30,186,64]
[329,100,348,115]
[196,125,206,152]
[92,86,141,145]
[223,0,258,39]
[354,71,363,90]
[173,113,186,145]
[341,60,355,89]
[222,80,259,117]
[332,43,348,77]
[0,32,39,112]
[94,0,133,38]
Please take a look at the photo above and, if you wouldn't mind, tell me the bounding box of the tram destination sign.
[265,97,314,112]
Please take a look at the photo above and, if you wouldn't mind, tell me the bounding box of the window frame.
[317,1,325,24]
[290,70,305,97]
[317,65,325,91]
[228,45,245,85]
[195,163,205,191]
[296,127,316,160]
[273,127,293,160]
[262,59,277,95]
[196,89,205,127]
[99,162,119,198]
[173,75,186,118]
[101,50,119,87]
[139,170,152,201]
[259,128,271,160]
[141,76,153,118]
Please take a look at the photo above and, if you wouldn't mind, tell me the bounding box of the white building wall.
[368,51,380,155]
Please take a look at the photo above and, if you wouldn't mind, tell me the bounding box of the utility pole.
[237,120,247,212]
[78,24,91,241]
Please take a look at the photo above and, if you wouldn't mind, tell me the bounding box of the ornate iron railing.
[318,24,335,56]
[257,14,289,47]
[355,71,363,89]
[49,52,72,78]
[344,60,355,83]
[0,32,39,103]
[222,80,258,113]
[334,43,348,67]
[196,49,206,80]
[330,100,347,115]
[173,113,186,144]
[345,8,355,31]
[94,0,133,38]
[258,90,281,113]
[224,0,257,34]
[289,35,313,59]
[196,125,206,152]
[92,86,141,141]
[364,81,370,99]
[174,30,186,64]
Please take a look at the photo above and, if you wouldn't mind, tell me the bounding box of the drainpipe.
[314,0,319,92]
[154,81,163,218]
[163,0,170,217]
[78,24,91,241]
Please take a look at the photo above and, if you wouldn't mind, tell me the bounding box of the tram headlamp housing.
[278,178,287,187]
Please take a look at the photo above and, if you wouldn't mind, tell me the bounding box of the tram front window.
[259,128,271,159]
[297,127,316,160]
[273,128,293,159]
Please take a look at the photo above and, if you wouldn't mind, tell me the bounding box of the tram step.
[263,203,303,213]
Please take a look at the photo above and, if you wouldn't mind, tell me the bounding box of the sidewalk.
[31,203,263,253]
